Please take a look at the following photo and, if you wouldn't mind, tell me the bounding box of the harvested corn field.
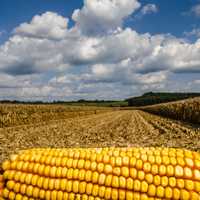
[0,104,113,128]
[1,110,200,165]
[140,97,200,124]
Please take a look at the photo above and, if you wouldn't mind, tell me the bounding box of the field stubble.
[0,110,200,164]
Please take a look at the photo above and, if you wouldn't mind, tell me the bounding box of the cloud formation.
[191,4,200,17]
[72,0,141,35]
[14,12,69,40]
[0,0,199,100]
[140,4,158,15]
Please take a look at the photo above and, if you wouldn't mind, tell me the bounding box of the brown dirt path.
[0,110,200,163]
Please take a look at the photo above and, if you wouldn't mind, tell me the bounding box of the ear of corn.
[1,147,200,200]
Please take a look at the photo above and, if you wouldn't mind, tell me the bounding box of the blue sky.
[0,0,200,100]
[1,0,199,40]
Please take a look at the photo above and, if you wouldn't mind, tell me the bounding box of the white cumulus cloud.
[140,4,158,15]
[0,0,199,100]
[14,12,69,40]
[72,0,141,35]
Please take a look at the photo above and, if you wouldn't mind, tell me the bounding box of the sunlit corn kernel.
[145,174,153,184]
[43,178,49,190]
[112,167,120,176]
[119,176,126,188]
[103,155,110,164]
[157,186,164,198]
[133,180,141,191]
[148,184,156,197]
[177,179,184,189]
[79,182,86,194]
[99,186,105,198]
[155,156,162,165]
[98,174,106,185]
[54,179,60,190]
[135,160,143,170]
[74,151,80,159]
[175,166,184,177]
[92,172,99,183]
[32,187,39,198]
[141,181,148,193]
[165,187,173,199]
[151,164,158,175]
[85,171,92,182]
[7,180,15,190]
[194,169,200,181]
[66,180,72,192]
[130,157,136,167]
[8,191,16,200]
[20,184,27,195]
[185,180,194,190]
[191,191,199,200]
[45,190,51,200]
[97,163,104,173]
[86,183,93,195]
[15,194,23,200]
[141,154,148,162]
[162,156,170,165]
[166,165,174,176]
[14,171,21,182]
[194,159,200,169]
[126,191,133,200]
[161,176,168,187]
[104,164,112,174]
[118,189,125,200]
[169,177,176,187]
[130,168,137,179]
[72,180,79,193]
[92,185,99,196]
[66,158,73,168]
[73,169,79,179]
[159,165,166,176]
[180,189,190,200]
[13,182,21,193]
[121,167,129,177]
[26,185,33,197]
[38,165,45,175]
[126,178,133,190]
[104,174,112,186]
[195,181,200,192]
[67,168,73,179]
[91,162,97,171]
[170,157,177,165]
[104,187,111,199]
[148,155,155,164]
[24,173,32,185]
[177,157,185,166]
[173,188,180,200]
[115,157,122,167]
[50,166,57,178]
[122,156,129,166]
[31,175,38,186]
[2,160,11,171]
[153,175,161,186]
[37,177,44,188]
[143,162,151,173]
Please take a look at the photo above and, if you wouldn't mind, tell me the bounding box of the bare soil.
[1,110,200,165]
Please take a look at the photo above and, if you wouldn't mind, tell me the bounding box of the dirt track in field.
[1,110,200,163]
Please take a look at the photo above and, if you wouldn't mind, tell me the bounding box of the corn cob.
[1,147,200,200]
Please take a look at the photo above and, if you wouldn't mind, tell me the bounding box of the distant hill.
[126,92,200,107]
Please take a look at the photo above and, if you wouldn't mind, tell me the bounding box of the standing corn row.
[1,147,200,200]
